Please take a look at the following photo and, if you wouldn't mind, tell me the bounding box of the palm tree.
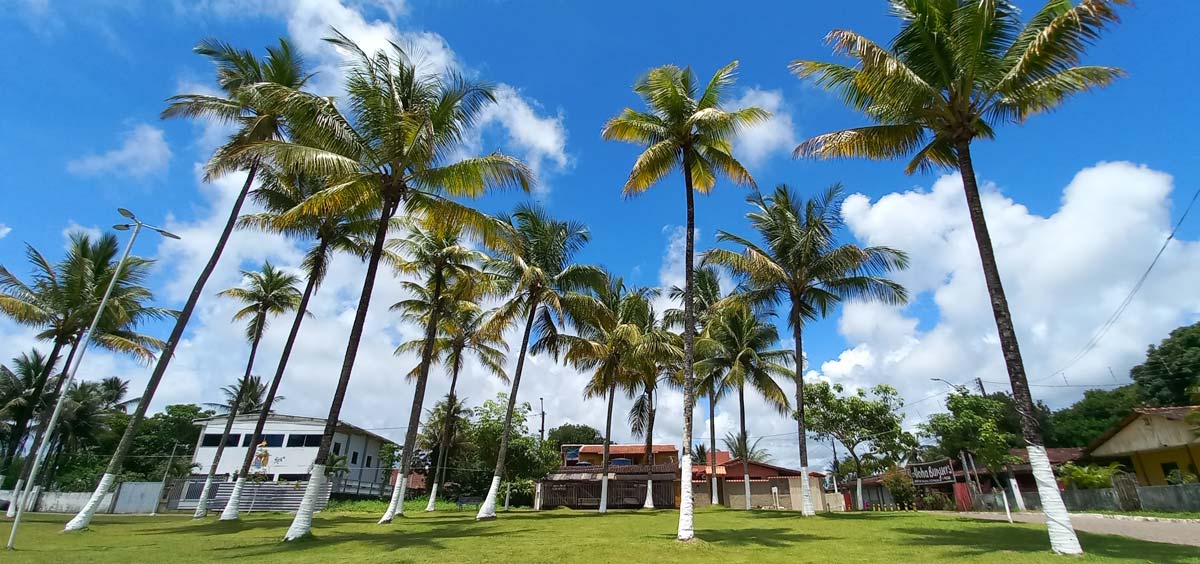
[475,204,602,520]
[537,273,679,514]
[704,184,908,515]
[628,307,681,509]
[692,444,708,466]
[193,263,302,519]
[66,38,310,532]
[204,375,275,415]
[723,432,770,463]
[0,351,54,465]
[602,62,765,540]
[378,222,490,524]
[1,233,169,518]
[410,300,507,512]
[791,1,1125,553]
[221,166,375,521]
[237,31,531,540]
[694,305,790,509]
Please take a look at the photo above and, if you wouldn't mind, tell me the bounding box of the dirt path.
[962,511,1200,547]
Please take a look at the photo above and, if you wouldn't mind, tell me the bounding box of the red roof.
[710,450,733,466]
[1008,447,1085,465]
[578,444,677,456]
[721,458,808,477]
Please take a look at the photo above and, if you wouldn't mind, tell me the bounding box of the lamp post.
[7,208,178,550]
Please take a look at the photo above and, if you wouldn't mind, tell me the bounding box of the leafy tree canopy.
[805,382,915,477]
[1045,384,1141,448]
[920,390,1018,469]
[1131,321,1200,407]
[546,423,604,451]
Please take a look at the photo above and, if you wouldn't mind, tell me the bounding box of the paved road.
[962,511,1200,547]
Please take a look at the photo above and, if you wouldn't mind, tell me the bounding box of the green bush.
[880,466,916,507]
[1058,462,1122,489]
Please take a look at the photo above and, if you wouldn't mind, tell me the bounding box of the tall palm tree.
[602,61,765,541]
[0,351,53,462]
[537,274,679,514]
[791,1,1125,553]
[220,166,376,521]
[704,184,908,515]
[722,432,770,463]
[628,307,681,509]
[410,300,507,512]
[378,221,490,524]
[694,304,791,509]
[193,263,302,519]
[66,38,311,532]
[475,204,602,520]
[238,31,531,540]
[204,375,275,415]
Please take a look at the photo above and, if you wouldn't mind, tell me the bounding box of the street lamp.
[7,209,179,550]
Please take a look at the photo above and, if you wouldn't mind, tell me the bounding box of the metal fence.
[165,478,332,513]
[541,479,675,509]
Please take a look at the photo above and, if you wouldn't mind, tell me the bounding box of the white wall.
[191,419,383,480]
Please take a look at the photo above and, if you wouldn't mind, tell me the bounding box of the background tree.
[477,204,601,519]
[603,60,765,541]
[793,1,1127,553]
[546,424,604,451]
[1131,321,1200,407]
[805,382,913,510]
[722,432,770,463]
[920,389,1020,485]
[1045,385,1138,448]
[705,184,908,515]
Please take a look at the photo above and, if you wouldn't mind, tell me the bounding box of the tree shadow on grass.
[209,521,529,559]
[896,525,1200,564]
[695,527,833,548]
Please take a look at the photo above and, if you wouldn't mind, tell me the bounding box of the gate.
[111,482,164,514]
[1111,472,1141,512]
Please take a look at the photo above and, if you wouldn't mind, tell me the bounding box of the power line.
[1039,181,1200,382]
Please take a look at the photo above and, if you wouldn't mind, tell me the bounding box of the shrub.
[917,491,955,511]
[881,466,916,507]
[1058,462,1122,489]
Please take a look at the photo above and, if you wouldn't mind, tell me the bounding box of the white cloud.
[0,224,10,239]
[66,123,172,179]
[731,88,797,167]
[811,161,1200,434]
[61,221,102,244]
[474,85,571,193]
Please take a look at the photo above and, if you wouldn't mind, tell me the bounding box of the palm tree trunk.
[381,275,445,524]
[642,388,655,510]
[223,246,324,521]
[197,309,266,519]
[67,159,261,532]
[954,140,1081,555]
[791,320,814,516]
[677,156,697,541]
[426,363,461,512]
[738,386,751,510]
[13,337,78,486]
[477,301,538,520]
[599,381,615,514]
[284,194,397,541]
[709,391,719,506]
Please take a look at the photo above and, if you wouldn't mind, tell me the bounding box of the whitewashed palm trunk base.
[742,474,751,510]
[65,472,115,531]
[379,475,406,524]
[643,479,654,509]
[193,474,215,519]
[504,483,512,512]
[677,454,694,541]
[283,464,325,541]
[798,466,815,516]
[424,482,439,512]
[598,476,608,514]
[476,475,501,520]
[1009,474,1027,511]
[710,475,718,506]
[220,478,246,520]
[1028,445,1082,555]
[534,482,542,511]
[6,479,24,518]
[999,481,1013,523]
[23,486,40,511]
[856,478,864,511]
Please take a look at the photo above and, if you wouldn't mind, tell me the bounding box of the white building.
[191,413,394,496]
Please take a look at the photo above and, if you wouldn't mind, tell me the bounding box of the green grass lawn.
[4,507,1197,564]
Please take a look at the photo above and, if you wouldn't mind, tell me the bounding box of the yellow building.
[1085,406,1200,485]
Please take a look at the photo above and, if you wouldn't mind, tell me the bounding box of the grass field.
[4,507,1198,564]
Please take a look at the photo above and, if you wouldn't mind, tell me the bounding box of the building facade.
[1085,406,1200,485]
[191,413,394,496]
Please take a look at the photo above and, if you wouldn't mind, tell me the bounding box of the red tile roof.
[1008,447,1085,465]
[578,444,678,456]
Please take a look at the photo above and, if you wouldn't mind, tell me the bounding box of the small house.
[1084,406,1200,485]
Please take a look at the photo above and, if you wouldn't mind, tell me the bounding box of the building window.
[201,433,240,447]
[333,442,341,455]
[276,474,308,482]
[1161,462,1181,480]
[365,456,372,468]
[351,451,359,465]
[286,434,323,447]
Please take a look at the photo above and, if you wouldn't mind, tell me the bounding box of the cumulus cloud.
[0,224,11,239]
[66,124,172,179]
[731,88,797,167]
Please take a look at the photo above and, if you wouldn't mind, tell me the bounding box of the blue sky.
[2,0,1199,466]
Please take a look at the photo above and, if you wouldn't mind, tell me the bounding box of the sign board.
[908,458,956,486]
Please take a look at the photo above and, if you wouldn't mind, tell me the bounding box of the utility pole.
[975,377,987,395]
[831,438,839,494]
[539,397,545,442]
